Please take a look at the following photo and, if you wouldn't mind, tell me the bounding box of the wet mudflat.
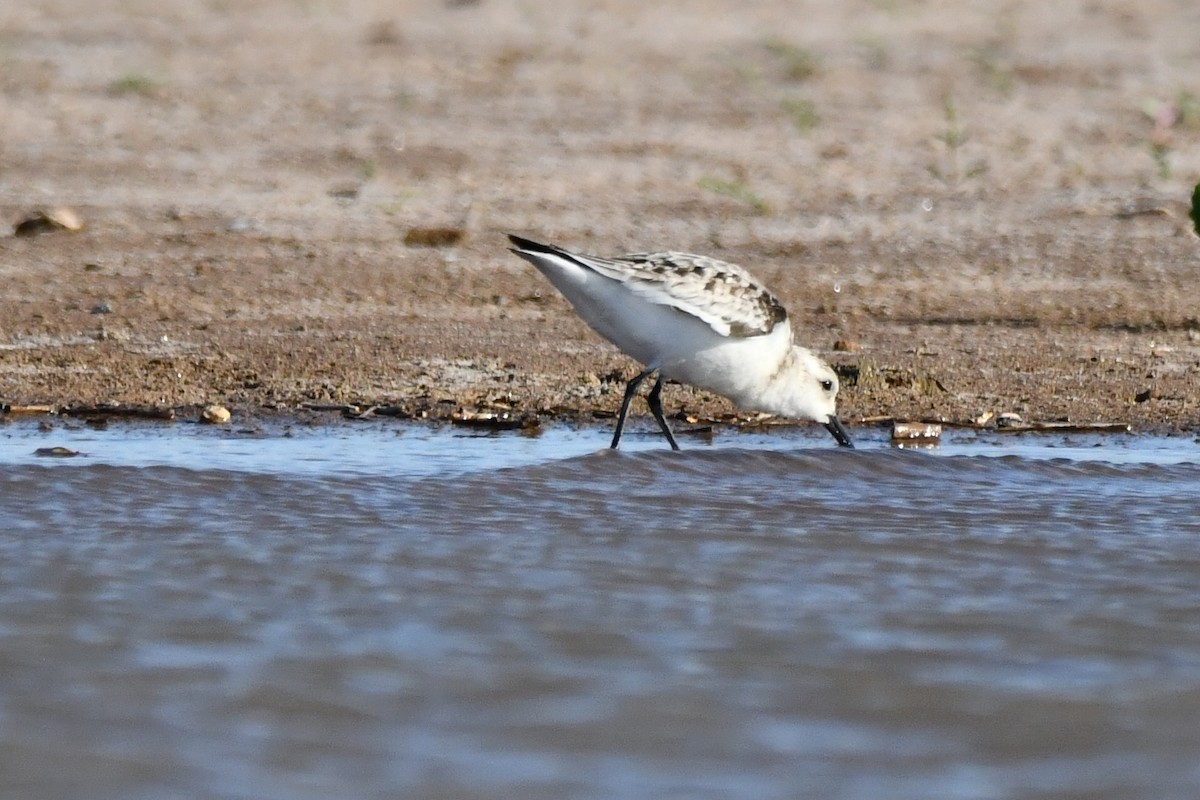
[1,423,1198,799]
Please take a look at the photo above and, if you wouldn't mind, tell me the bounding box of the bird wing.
[572,250,789,338]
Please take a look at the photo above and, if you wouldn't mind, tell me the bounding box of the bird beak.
[824,415,854,448]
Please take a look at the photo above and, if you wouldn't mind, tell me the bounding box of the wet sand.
[2,1,1198,433]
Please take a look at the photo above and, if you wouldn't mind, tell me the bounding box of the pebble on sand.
[200,404,232,424]
[13,207,83,236]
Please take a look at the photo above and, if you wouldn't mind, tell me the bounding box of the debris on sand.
[13,207,83,236]
[200,404,232,424]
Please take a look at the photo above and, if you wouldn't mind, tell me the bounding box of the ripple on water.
[1,428,1199,798]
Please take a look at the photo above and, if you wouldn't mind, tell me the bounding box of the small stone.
[1134,388,1154,403]
[34,446,81,457]
[226,217,258,233]
[14,207,83,236]
[200,404,231,424]
[404,226,464,248]
[91,301,113,315]
[832,338,861,352]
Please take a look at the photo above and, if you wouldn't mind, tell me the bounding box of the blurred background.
[4,0,1197,267]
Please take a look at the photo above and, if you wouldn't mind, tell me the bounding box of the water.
[2,419,1199,800]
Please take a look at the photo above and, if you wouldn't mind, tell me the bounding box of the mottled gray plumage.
[562,250,789,338]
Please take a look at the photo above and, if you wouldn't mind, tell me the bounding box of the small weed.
[939,96,966,152]
[928,95,987,183]
[698,176,770,215]
[108,72,164,97]
[379,187,420,214]
[1176,90,1200,130]
[1149,141,1172,180]
[781,96,820,132]
[359,158,377,182]
[1143,97,1179,180]
[392,89,415,112]
[763,39,821,82]
[729,61,763,88]
[927,95,966,183]
[968,46,1016,96]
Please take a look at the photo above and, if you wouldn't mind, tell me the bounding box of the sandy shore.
[2,1,1198,434]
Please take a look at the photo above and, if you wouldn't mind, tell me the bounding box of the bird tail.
[507,234,585,265]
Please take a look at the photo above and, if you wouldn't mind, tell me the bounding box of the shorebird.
[508,234,853,450]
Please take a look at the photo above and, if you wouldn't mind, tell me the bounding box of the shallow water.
[2,420,1199,800]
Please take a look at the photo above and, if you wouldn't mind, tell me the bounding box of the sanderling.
[508,234,853,450]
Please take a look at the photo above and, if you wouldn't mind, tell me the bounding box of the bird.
[507,234,853,450]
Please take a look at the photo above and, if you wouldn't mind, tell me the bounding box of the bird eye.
[821,379,834,392]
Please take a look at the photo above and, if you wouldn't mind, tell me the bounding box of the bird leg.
[611,368,654,449]
[646,373,681,451]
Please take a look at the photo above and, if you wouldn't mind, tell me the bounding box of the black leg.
[611,368,655,449]
[646,373,681,451]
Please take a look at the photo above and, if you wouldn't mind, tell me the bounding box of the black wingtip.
[507,233,553,253]
[507,234,595,271]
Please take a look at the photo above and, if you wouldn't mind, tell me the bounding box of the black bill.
[824,415,854,448]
